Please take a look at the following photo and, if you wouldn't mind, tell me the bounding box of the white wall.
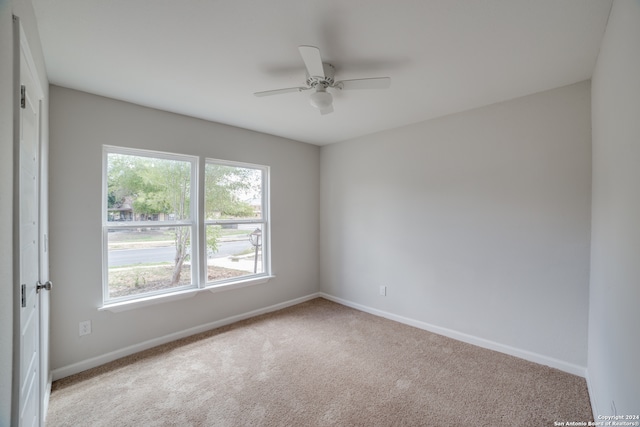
[0,0,49,424]
[320,81,592,372]
[48,86,320,372]
[589,0,640,416]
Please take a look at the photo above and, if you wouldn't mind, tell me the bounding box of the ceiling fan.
[254,46,391,115]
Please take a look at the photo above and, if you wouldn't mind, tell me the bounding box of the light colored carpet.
[47,298,592,426]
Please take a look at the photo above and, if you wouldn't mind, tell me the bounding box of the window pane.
[206,224,263,283]
[205,164,262,221]
[107,153,191,222]
[107,227,192,299]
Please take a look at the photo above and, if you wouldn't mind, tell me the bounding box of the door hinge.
[20,85,26,109]
[21,284,26,307]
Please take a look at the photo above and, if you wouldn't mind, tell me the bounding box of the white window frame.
[101,146,271,309]
[203,158,270,288]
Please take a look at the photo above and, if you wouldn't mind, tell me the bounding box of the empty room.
[1,0,639,425]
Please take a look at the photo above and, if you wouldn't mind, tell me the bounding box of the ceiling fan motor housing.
[306,63,336,88]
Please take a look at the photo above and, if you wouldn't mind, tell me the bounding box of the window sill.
[100,275,275,313]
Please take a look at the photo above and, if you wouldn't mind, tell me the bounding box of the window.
[102,146,270,305]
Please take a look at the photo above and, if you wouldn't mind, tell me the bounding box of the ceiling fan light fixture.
[309,89,333,110]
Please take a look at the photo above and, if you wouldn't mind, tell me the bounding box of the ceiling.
[32,0,612,146]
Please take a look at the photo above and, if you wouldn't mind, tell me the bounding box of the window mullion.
[197,156,206,288]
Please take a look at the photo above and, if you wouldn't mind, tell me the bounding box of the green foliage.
[107,154,147,206]
[207,225,221,254]
[205,164,261,219]
[107,153,191,220]
[107,192,117,209]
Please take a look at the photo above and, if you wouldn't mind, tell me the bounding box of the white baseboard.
[319,292,587,378]
[52,293,321,381]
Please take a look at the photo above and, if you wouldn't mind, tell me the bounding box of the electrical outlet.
[379,286,387,296]
[79,320,91,336]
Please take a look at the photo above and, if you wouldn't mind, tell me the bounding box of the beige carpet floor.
[47,298,592,426]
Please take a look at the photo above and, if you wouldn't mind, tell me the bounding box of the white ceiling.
[33,0,612,146]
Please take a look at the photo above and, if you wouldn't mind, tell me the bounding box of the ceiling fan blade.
[254,87,308,97]
[336,77,391,90]
[319,104,334,115]
[298,45,325,78]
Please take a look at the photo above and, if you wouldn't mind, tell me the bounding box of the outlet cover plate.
[79,320,91,336]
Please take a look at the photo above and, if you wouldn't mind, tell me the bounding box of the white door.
[14,16,48,427]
